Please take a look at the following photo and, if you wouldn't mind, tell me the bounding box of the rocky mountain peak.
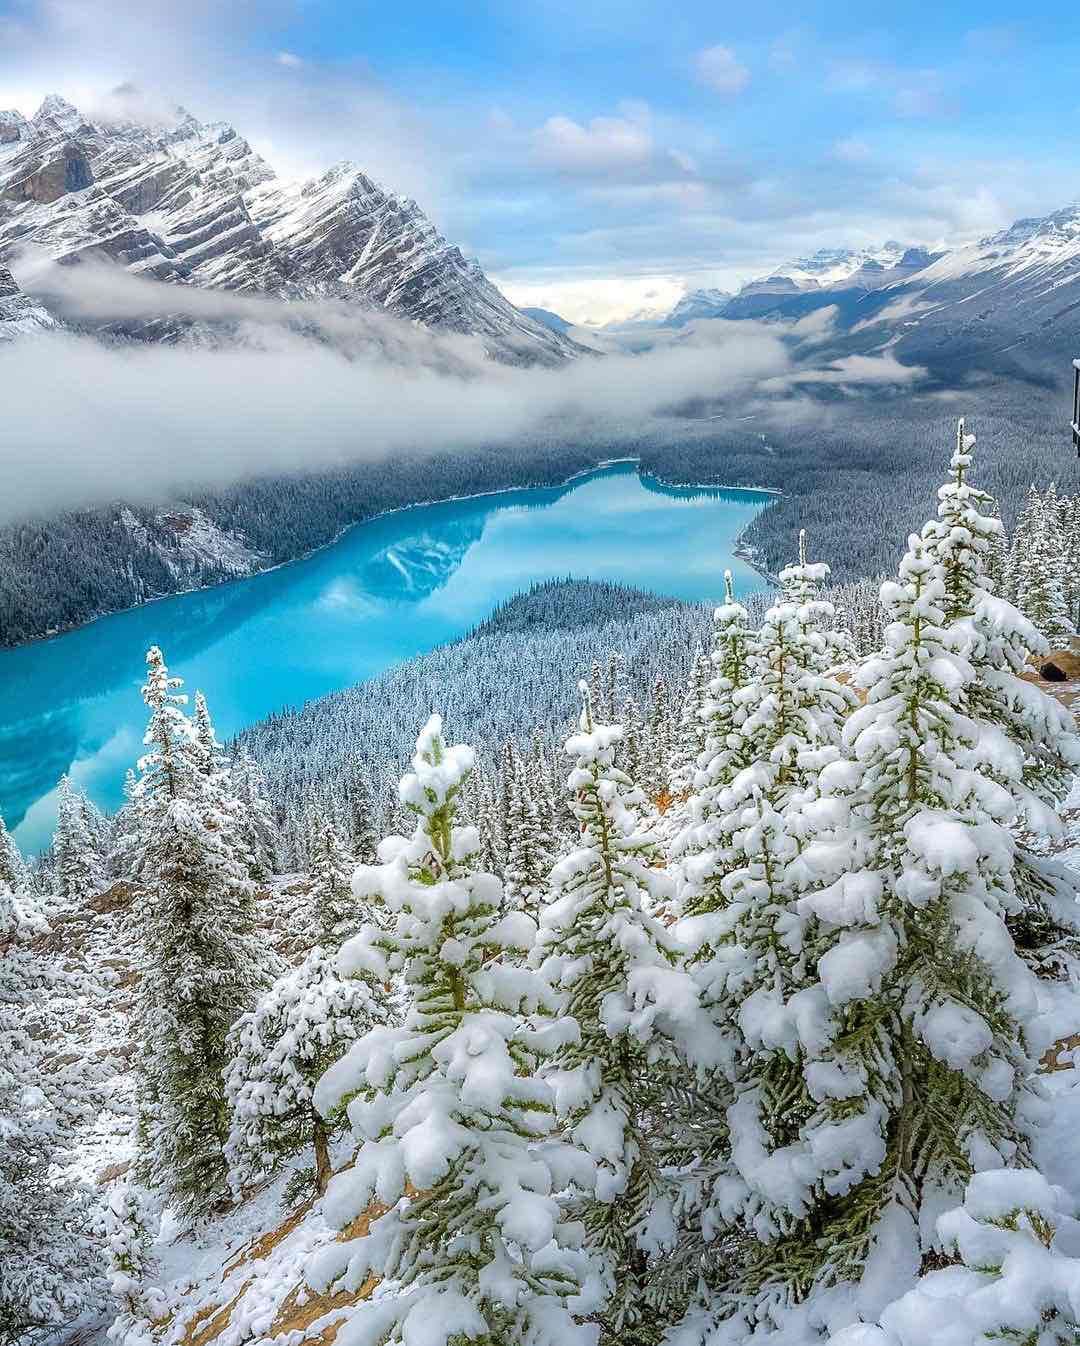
[34,93,79,119]
[0,94,578,364]
[32,94,85,131]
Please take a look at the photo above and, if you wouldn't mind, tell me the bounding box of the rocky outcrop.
[0,94,581,365]
[0,262,56,339]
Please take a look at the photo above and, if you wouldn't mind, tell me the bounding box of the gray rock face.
[0,95,580,365]
[0,263,56,340]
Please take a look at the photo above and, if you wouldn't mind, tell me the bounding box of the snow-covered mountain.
[0,93,580,365]
[0,262,56,340]
[753,241,910,290]
[664,287,731,326]
[660,247,936,329]
[663,208,1080,378]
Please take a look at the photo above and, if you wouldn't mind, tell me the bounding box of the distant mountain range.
[528,215,1080,381]
[6,93,1080,383]
[0,93,580,364]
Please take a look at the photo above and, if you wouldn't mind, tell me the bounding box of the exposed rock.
[88,880,135,913]
[96,1159,132,1186]
[2,141,94,203]
[1040,650,1080,682]
[0,263,56,339]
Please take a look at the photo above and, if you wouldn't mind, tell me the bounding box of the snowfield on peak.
[756,240,911,289]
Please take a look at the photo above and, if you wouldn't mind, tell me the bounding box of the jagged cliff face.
[0,262,56,340]
[0,94,579,365]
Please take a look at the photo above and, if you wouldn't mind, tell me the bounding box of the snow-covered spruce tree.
[191,690,262,878]
[981,499,1009,609]
[667,537,858,1302]
[923,422,1080,979]
[1014,482,1074,644]
[831,1168,1080,1346]
[306,817,357,947]
[536,686,717,1346]
[671,570,757,923]
[504,748,554,920]
[620,694,647,790]
[104,1183,166,1346]
[232,748,281,881]
[82,792,111,856]
[734,529,855,802]
[1001,485,1042,608]
[0,880,104,1344]
[224,945,387,1197]
[108,769,143,880]
[344,765,379,865]
[130,646,269,1218]
[754,533,1042,1315]
[308,715,597,1346]
[53,772,104,902]
[1060,489,1080,631]
[645,677,676,802]
[0,808,28,890]
[669,645,712,800]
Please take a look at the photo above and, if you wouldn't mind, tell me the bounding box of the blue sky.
[3,0,1080,321]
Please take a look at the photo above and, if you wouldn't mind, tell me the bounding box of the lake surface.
[0,462,772,852]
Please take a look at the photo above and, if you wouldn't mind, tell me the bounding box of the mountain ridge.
[0,92,581,365]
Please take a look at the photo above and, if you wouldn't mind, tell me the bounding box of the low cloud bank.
[0,264,924,526]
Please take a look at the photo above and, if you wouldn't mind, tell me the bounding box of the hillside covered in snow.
[11,425,1080,1346]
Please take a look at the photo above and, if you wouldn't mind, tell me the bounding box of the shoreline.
[2,458,781,653]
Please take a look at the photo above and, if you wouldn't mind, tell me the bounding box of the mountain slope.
[747,207,1080,379]
[0,262,56,339]
[0,94,579,365]
[661,209,1080,381]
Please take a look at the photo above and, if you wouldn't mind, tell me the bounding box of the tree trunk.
[313,1112,331,1195]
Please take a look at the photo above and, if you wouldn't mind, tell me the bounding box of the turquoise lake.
[0,461,772,852]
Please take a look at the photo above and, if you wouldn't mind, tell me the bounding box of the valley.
[8,24,1080,1346]
[0,463,771,851]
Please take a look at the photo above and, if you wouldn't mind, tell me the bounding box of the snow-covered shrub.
[104,1184,166,1346]
[224,945,387,1197]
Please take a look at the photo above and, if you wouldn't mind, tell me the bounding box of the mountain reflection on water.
[0,463,772,851]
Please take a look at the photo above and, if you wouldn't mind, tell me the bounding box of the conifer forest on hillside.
[11,16,1080,1345]
[11,423,1080,1346]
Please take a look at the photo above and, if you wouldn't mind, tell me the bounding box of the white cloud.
[498,274,687,326]
[694,45,750,97]
[779,351,926,388]
[0,293,799,524]
[276,51,303,68]
[532,107,653,173]
[0,263,930,526]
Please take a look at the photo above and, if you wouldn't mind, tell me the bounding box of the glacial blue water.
[0,462,772,852]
